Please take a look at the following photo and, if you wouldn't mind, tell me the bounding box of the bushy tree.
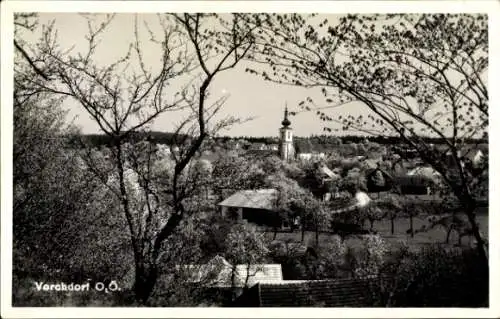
[243,12,488,271]
[354,235,389,278]
[376,244,488,307]
[224,222,269,295]
[211,152,266,201]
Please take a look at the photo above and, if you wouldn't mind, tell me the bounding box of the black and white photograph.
[1,0,499,317]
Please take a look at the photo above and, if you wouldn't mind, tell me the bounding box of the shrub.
[374,245,488,307]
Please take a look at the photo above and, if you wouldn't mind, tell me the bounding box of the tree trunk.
[301,223,305,243]
[461,198,488,272]
[273,226,278,240]
[133,256,158,305]
[409,216,414,238]
[390,216,395,235]
[369,219,374,232]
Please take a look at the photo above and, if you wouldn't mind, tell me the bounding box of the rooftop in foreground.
[218,189,278,210]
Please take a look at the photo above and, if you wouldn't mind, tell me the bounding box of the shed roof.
[218,189,278,210]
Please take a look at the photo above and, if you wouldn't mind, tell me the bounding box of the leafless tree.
[18,13,256,303]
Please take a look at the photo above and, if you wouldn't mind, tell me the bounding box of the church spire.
[281,104,291,127]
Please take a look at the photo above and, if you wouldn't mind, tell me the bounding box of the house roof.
[218,189,278,210]
[182,255,283,288]
[248,143,266,150]
[472,149,485,166]
[269,241,318,258]
[407,166,442,179]
[328,192,371,215]
[233,277,376,307]
[319,165,337,179]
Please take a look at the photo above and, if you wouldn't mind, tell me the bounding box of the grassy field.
[264,208,488,251]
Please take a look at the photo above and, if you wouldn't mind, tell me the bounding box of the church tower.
[279,106,294,161]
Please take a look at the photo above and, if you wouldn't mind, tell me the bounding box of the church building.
[279,107,294,161]
[278,106,327,162]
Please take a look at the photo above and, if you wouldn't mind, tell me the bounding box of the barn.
[218,189,284,228]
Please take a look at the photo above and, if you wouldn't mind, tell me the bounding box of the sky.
[17,11,487,139]
[23,13,371,138]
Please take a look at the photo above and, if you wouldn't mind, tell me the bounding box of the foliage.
[375,244,488,307]
[306,236,347,279]
[366,169,391,193]
[354,235,389,278]
[244,12,488,268]
[211,152,266,200]
[15,12,259,304]
[199,214,234,259]
[361,205,387,231]
[339,167,367,194]
[224,222,270,266]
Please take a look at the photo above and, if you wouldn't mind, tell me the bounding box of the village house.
[248,142,267,151]
[182,255,284,289]
[294,139,327,161]
[365,166,394,193]
[218,189,285,228]
[275,106,331,162]
[181,255,382,307]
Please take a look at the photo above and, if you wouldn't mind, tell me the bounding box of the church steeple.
[279,103,294,161]
[281,105,291,127]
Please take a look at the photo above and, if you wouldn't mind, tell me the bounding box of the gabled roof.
[218,189,278,210]
[234,277,376,307]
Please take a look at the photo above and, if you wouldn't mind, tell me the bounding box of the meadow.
[264,207,489,251]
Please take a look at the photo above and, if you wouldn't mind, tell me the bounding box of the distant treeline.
[67,131,190,148]
[67,132,487,148]
[227,134,487,146]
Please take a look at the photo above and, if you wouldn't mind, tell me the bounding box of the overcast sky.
[23,13,374,138]
[17,10,488,139]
